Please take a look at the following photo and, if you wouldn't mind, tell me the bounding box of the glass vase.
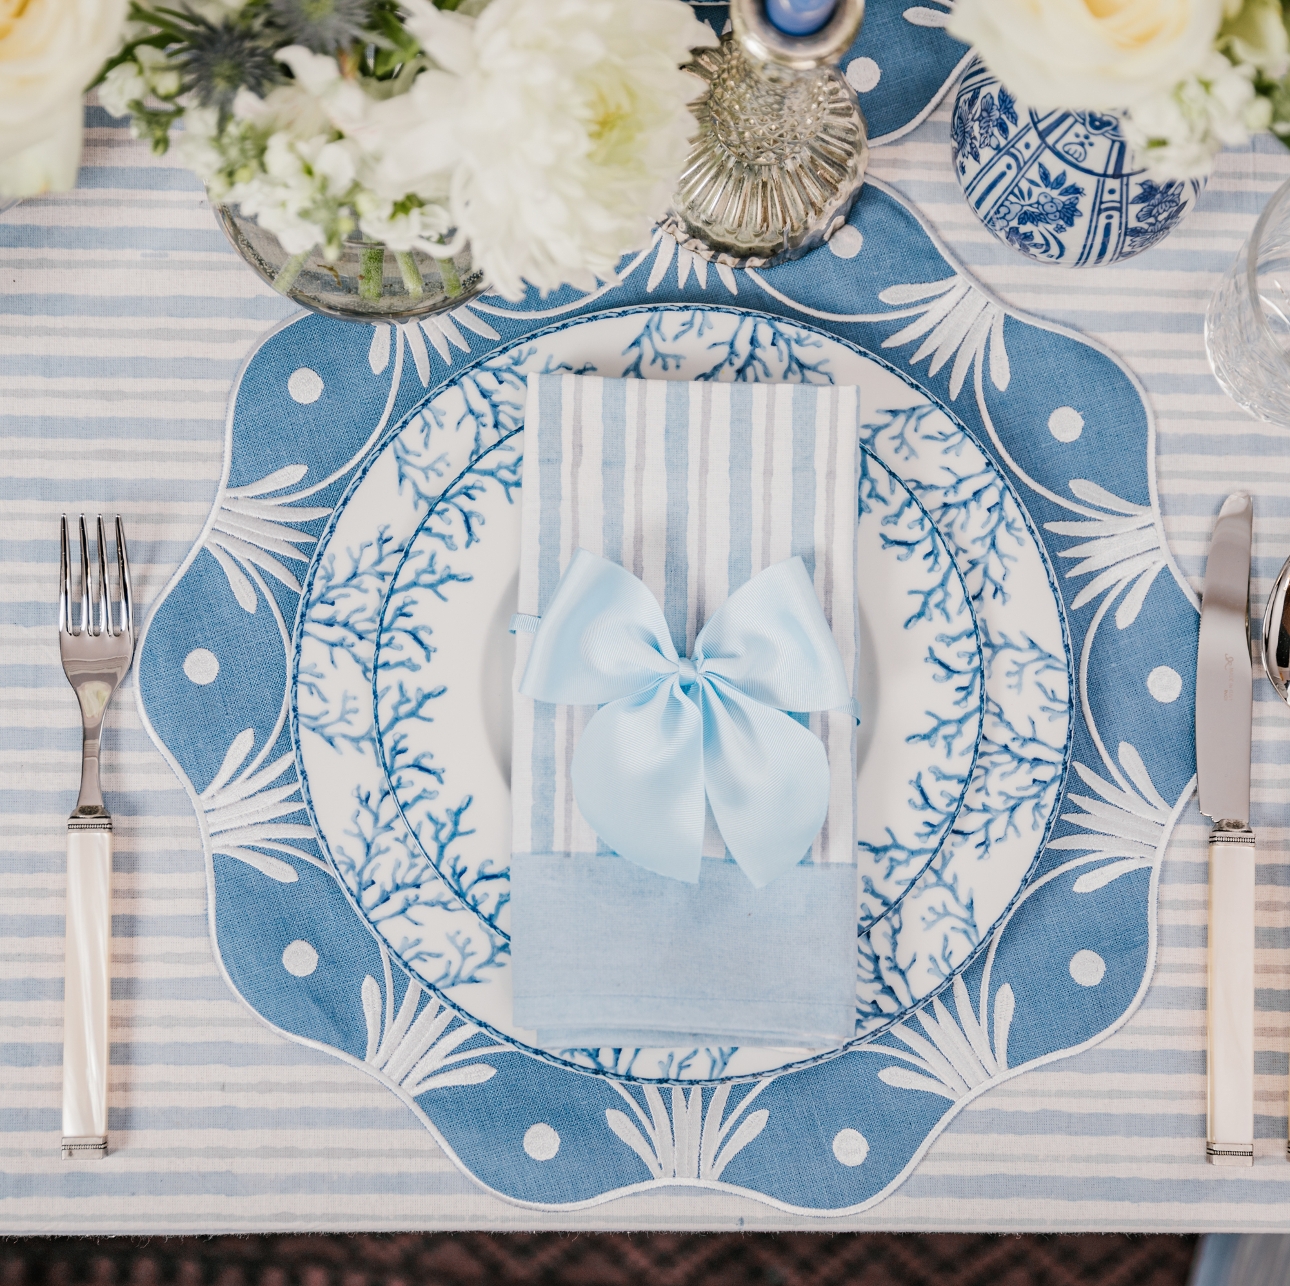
[213,202,486,322]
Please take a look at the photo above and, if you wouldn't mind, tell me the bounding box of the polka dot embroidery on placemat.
[282,940,319,977]
[1048,407,1084,442]
[1147,666,1182,703]
[829,226,864,259]
[523,1124,560,1161]
[832,1129,869,1167]
[183,648,219,685]
[845,57,880,93]
[288,368,324,404]
[1069,950,1106,987]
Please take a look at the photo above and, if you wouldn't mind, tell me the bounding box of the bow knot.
[519,549,853,887]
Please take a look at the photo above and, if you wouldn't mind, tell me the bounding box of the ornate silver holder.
[667,0,867,267]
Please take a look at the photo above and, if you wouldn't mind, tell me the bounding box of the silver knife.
[1196,491,1255,1167]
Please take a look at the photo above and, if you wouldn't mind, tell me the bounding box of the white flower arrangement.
[94,0,715,298]
[949,0,1290,180]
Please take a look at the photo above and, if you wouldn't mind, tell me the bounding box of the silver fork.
[58,515,134,1160]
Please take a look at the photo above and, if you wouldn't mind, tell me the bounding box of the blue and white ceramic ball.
[951,58,1205,267]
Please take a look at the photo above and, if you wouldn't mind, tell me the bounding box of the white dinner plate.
[292,306,1067,1082]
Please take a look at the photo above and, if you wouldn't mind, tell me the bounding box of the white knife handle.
[1207,823,1255,1166]
[62,823,111,1159]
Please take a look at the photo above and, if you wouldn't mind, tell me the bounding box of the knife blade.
[1196,490,1255,1168]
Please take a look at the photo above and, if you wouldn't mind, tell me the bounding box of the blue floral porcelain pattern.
[951,58,1205,266]
[136,177,1199,1214]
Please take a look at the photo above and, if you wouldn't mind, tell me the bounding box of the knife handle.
[1207,823,1255,1166]
[62,823,111,1159]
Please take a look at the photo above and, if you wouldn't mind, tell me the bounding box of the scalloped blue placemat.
[136,168,1199,1213]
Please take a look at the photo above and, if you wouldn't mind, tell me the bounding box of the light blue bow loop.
[519,549,852,887]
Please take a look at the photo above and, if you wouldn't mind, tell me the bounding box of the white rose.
[0,0,130,196]
[947,0,1225,111]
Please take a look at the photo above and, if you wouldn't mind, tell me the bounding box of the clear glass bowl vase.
[213,202,486,322]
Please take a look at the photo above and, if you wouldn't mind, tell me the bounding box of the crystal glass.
[214,203,486,322]
[1206,176,1290,427]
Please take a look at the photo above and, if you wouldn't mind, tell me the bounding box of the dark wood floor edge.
[0,1228,1212,1238]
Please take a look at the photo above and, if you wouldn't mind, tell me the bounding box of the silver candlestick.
[666,0,867,267]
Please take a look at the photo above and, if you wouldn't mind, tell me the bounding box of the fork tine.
[78,516,91,637]
[115,516,133,638]
[59,516,71,635]
[96,516,110,638]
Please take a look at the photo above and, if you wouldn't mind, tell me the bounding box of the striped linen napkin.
[509,373,860,1051]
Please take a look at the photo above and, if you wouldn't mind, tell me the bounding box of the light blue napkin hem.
[512,854,857,1049]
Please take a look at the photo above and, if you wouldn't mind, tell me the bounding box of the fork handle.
[62,822,111,1159]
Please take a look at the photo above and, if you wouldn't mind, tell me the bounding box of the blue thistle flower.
[175,16,285,118]
[270,0,373,53]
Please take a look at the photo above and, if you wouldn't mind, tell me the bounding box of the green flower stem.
[436,256,462,298]
[272,249,311,295]
[394,250,424,298]
[359,243,386,300]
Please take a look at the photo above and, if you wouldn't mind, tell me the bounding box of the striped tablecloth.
[4,100,1290,1234]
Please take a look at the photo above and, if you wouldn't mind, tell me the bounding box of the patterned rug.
[0,1234,1198,1286]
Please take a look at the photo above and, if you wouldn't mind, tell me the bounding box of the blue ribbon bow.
[519,549,853,887]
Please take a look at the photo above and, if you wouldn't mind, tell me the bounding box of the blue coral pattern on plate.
[351,346,993,1082]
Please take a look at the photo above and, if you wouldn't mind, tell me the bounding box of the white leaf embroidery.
[877,276,1011,398]
[1049,742,1169,872]
[401,320,431,385]
[200,730,328,882]
[1045,487,1165,629]
[870,975,1013,1102]
[360,943,509,1098]
[369,324,390,375]
[904,5,952,27]
[206,467,330,614]
[605,1078,772,1181]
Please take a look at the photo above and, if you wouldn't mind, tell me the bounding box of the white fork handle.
[1207,825,1255,1166]
[62,825,111,1159]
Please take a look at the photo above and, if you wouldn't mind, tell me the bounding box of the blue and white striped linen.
[509,374,859,1050]
[6,100,1290,1233]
